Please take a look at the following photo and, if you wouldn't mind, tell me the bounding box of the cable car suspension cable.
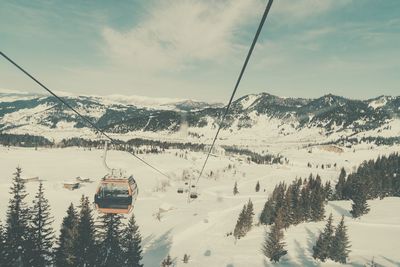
[0,51,170,180]
[189,0,274,198]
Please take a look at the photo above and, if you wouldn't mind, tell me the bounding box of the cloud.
[272,0,351,21]
[101,0,263,72]
[101,0,352,73]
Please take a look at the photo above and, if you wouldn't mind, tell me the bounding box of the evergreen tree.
[244,199,254,233]
[255,181,260,192]
[182,254,190,263]
[161,254,173,267]
[290,179,302,225]
[55,203,78,267]
[74,196,97,267]
[331,216,351,263]
[121,214,143,267]
[310,178,325,221]
[4,167,31,265]
[233,200,254,240]
[281,189,293,228]
[262,210,287,262]
[233,204,247,240]
[335,168,347,200]
[350,181,370,218]
[29,182,55,267]
[298,186,310,222]
[97,213,124,267]
[0,220,5,266]
[324,181,333,201]
[233,182,239,195]
[312,213,334,261]
[260,198,275,225]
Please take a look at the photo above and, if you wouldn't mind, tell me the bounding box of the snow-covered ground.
[0,145,399,266]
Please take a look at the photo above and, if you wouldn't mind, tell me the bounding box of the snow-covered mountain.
[1,90,399,144]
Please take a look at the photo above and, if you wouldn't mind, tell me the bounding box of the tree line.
[334,152,400,218]
[0,167,143,267]
[259,175,330,228]
[0,134,284,165]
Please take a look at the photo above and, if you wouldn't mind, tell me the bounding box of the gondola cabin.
[190,191,198,199]
[94,175,138,214]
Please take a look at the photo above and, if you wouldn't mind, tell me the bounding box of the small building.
[63,181,80,190]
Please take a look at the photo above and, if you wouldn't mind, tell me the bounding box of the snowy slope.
[1,144,399,266]
[1,90,399,147]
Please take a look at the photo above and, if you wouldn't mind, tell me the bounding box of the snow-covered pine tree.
[298,186,310,222]
[330,216,351,263]
[233,204,247,240]
[262,209,287,262]
[28,182,55,267]
[324,181,333,201]
[255,181,260,192]
[55,203,79,267]
[290,179,302,225]
[161,254,173,267]
[4,167,31,265]
[260,197,275,225]
[182,253,190,263]
[0,220,5,266]
[350,180,370,218]
[74,196,97,267]
[310,178,325,222]
[233,181,239,195]
[121,214,143,267]
[97,213,124,266]
[281,188,293,228]
[312,213,334,261]
[244,199,254,233]
[335,168,347,200]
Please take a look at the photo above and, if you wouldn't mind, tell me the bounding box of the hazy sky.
[0,0,399,101]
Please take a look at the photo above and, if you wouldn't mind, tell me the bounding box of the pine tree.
[324,181,333,201]
[74,196,97,267]
[0,220,5,266]
[233,204,247,240]
[161,254,173,267]
[281,189,293,228]
[310,180,325,222]
[233,182,239,195]
[182,254,190,263]
[97,213,124,267]
[350,181,370,218]
[330,216,351,263]
[29,182,55,267]
[244,199,254,233]
[55,203,78,267]
[312,213,334,261]
[255,181,260,192]
[121,214,143,267]
[262,210,287,262]
[298,186,310,222]
[260,198,275,225]
[335,168,347,200]
[4,167,31,265]
[290,179,302,225]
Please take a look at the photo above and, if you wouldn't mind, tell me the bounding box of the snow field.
[0,145,400,266]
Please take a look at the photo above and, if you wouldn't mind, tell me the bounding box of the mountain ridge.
[1,90,399,145]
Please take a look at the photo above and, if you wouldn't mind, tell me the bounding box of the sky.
[0,0,399,102]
